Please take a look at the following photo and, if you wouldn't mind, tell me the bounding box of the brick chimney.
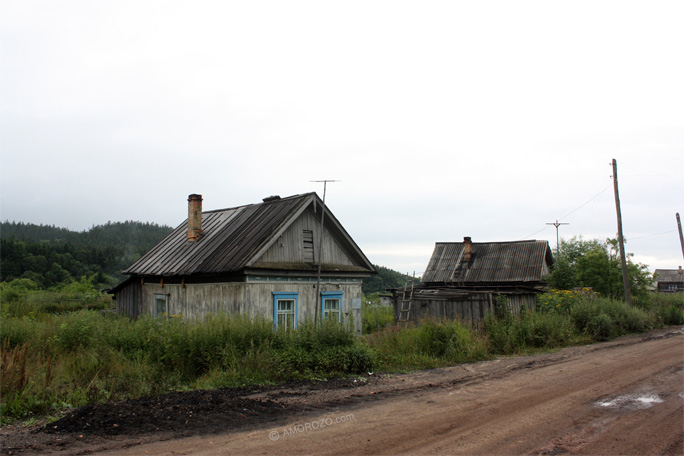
[463,237,473,262]
[187,194,203,242]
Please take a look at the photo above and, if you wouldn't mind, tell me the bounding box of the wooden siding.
[257,208,354,267]
[117,279,363,333]
[392,289,538,327]
[115,279,142,318]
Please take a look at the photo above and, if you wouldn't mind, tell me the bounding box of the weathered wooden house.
[110,193,376,333]
[653,267,684,293]
[394,237,553,325]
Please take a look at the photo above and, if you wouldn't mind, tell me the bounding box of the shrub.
[586,313,613,341]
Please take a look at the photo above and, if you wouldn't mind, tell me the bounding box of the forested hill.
[1,221,174,288]
[362,265,420,295]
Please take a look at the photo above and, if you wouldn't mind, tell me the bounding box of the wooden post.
[311,180,339,324]
[677,212,684,261]
[612,159,632,306]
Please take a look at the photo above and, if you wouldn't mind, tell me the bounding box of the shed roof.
[654,268,684,283]
[422,240,553,284]
[123,192,374,277]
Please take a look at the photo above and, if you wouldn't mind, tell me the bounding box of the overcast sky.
[1,1,683,275]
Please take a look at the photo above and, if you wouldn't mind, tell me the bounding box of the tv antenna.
[546,219,569,257]
[310,180,340,324]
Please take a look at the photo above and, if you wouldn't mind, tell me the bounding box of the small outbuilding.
[111,193,376,334]
[394,237,553,325]
[653,267,684,293]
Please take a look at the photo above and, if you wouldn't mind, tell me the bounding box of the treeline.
[0,221,173,288]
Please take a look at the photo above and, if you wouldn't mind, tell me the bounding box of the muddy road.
[3,327,683,455]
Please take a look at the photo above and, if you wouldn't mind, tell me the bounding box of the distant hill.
[362,265,420,295]
[0,221,174,288]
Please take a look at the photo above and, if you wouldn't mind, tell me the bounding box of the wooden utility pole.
[311,179,339,324]
[677,212,684,261]
[612,159,632,306]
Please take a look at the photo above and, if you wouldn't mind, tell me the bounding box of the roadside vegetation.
[2,278,681,425]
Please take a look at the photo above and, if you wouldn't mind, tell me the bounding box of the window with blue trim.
[321,291,343,321]
[273,292,298,330]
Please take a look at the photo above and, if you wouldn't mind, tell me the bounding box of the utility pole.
[612,159,632,306]
[546,219,569,258]
[677,212,684,261]
[311,180,339,324]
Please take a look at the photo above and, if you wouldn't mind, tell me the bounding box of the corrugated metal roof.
[123,193,374,277]
[422,240,553,284]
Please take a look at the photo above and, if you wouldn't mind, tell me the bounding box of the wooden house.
[653,267,684,293]
[394,237,553,325]
[110,193,376,333]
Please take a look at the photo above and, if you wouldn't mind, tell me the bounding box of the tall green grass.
[2,291,681,424]
[365,319,489,371]
[0,312,372,423]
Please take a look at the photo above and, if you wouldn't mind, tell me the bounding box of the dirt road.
[3,327,683,455]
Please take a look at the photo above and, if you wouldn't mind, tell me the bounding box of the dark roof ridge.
[201,192,317,214]
[435,239,545,245]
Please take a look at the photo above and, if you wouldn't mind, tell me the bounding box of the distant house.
[393,237,553,325]
[653,267,684,293]
[110,193,376,334]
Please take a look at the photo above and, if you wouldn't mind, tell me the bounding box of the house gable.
[253,207,356,269]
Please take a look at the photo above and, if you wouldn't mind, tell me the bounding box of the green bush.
[586,312,613,341]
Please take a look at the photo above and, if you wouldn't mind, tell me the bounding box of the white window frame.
[273,292,298,330]
[321,291,343,322]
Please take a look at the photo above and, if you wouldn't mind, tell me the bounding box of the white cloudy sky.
[1,0,683,275]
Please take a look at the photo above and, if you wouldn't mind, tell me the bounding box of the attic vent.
[263,195,281,202]
[303,230,314,263]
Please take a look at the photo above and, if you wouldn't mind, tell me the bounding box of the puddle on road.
[595,393,664,410]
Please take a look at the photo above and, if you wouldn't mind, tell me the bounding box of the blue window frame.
[273,292,298,330]
[321,291,343,322]
[154,294,169,319]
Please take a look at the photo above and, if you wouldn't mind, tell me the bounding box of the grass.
[1,290,682,424]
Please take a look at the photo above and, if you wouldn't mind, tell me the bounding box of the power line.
[558,184,612,221]
[523,184,611,240]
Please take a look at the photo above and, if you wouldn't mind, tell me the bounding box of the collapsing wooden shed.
[394,237,553,325]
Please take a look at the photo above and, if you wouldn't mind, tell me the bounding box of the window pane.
[324,298,340,320]
[155,296,168,318]
[276,298,295,329]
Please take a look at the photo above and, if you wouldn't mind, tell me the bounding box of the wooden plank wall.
[130,281,363,332]
[393,290,539,327]
[115,281,142,318]
[258,209,355,266]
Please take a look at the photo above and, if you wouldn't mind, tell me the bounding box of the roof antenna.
[546,219,569,258]
[310,180,339,324]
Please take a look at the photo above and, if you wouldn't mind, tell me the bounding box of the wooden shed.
[110,193,376,334]
[394,237,553,325]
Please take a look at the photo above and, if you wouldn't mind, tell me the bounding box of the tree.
[548,236,652,299]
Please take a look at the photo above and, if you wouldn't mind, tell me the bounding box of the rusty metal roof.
[122,193,374,277]
[422,240,553,284]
